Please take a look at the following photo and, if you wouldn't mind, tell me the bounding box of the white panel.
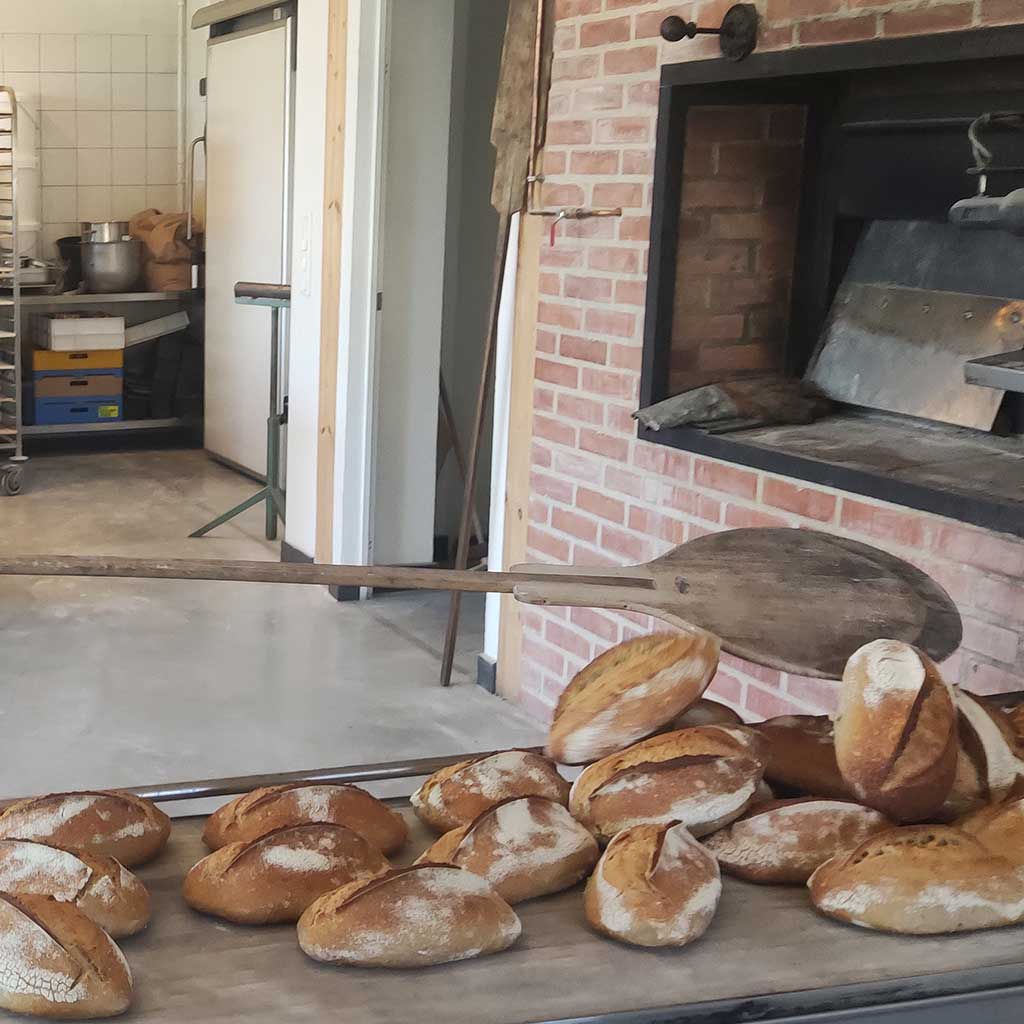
[371,0,454,565]
[203,26,287,475]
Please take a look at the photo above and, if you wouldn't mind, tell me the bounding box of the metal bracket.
[660,3,759,62]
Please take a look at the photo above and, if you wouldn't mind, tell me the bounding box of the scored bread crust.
[410,751,570,833]
[546,633,721,765]
[570,727,764,842]
[0,893,133,1019]
[584,822,721,947]
[184,823,390,925]
[704,798,892,884]
[808,825,1024,934]
[834,641,958,822]
[415,796,599,904]
[0,841,150,938]
[955,690,1024,804]
[753,715,850,800]
[202,783,408,855]
[958,796,1024,867]
[296,864,521,968]
[1006,704,1024,742]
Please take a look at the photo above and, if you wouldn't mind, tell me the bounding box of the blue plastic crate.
[34,397,123,425]
[33,367,124,379]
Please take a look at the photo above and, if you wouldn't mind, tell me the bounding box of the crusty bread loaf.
[0,893,133,1019]
[834,640,958,822]
[546,633,720,765]
[704,798,891,884]
[569,727,763,842]
[959,796,1024,867]
[809,825,1024,934]
[184,823,389,925]
[669,698,742,730]
[297,864,521,968]
[584,822,720,947]
[753,715,850,799]
[955,689,1024,803]
[416,796,598,904]
[1006,703,1024,741]
[0,792,170,867]
[0,841,149,938]
[411,751,569,833]
[202,783,407,854]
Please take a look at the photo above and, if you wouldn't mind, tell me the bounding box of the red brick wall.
[519,0,1024,725]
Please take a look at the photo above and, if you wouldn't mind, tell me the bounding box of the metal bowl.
[80,221,131,243]
[81,239,143,294]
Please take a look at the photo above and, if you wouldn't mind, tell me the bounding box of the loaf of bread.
[959,796,1024,867]
[202,783,407,854]
[584,822,721,947]
[0,893,133,1019]
[809,825,1024,934]
[0,792,170,867]
[955,689,1024,803]
[1006,703,1024,741]
[704,798,892,884]
[669,698,742,730]
[411,751,569,833]
[0,841,149,938]
[184,823,389,925]
[545,633,720,765]
[416,796,598,904]
[569,727,764,842]
[834,640,958,821]
[754,715,850,799]
[297,864,521,968]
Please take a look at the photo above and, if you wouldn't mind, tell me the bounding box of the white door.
[204,25,289,476]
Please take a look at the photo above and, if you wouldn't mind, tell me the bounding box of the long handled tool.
[0,528,961,679]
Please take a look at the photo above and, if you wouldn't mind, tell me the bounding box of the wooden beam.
[315,0,348,564]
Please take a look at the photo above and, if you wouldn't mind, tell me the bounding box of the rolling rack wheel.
[0,464,23,496]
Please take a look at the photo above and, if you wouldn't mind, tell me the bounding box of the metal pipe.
[526,0,546,211]
[185,134,206,241]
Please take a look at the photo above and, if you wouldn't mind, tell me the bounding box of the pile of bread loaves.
[1,631,1023,1019]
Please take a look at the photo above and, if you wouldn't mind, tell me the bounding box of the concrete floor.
[0,449,541,801]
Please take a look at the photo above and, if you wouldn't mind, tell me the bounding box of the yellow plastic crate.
[32,349,125,373]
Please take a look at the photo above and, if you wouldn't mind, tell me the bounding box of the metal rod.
[526,0,546,211]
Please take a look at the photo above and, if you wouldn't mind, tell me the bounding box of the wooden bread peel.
[0,528,961,680]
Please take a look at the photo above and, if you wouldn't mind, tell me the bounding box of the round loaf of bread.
[955,689,1024,804]
[584,822,721,947]
[0,792,170,867]
[184,823,389,925]
[202,783,407,854]
[569,727,764,842]
[959,796,1024,867]
[704,798,892,884]
[297,864,521,968]
[545,633,720,765]
[669,698,742,730]
[416,796,599,904]
[410,751,569,833]
[754,715,850,799]
[0,893,133,1019]
[0,841,149,938]
[808,825,1024,934]
[834,640,958,822]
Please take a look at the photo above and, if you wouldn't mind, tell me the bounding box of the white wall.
[0,1,178,35]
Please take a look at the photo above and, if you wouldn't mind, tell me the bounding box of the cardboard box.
[37,313,126,351]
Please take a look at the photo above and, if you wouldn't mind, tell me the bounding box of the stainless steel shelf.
[18,291,196,306]
[22,417,185,437]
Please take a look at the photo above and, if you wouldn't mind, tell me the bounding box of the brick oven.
[518,0,1024,725]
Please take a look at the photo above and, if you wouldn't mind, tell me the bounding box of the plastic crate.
[34,396,123,425]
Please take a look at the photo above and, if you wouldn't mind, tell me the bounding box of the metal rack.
[0,85,23,495]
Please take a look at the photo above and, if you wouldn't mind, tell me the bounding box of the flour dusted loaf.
[584,822,721,947]
[202,783,407,855]
[669,698,742,730]
[754,715,849,799]
[959,795,1024,867]
[1006,703,1024,742]
[411,750,569,833]
[546,633,720,765]
[704,798,891,884]
[0,893,133,1019]
[955,690,1024,804]
[0,792,170,868]
[297,864,521,968]
[570,726,764,842]
[0,841,149,939]
[184,823,389,925]
[809,825,1024,934]
[416,796,598,904]
[834,641,957,821]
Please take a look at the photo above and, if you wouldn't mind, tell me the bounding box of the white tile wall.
[2,30,183,254]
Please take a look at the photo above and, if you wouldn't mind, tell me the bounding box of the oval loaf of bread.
[202,783,407,854]
[416,796,599,904]
[411,751,569,833]
[546,633,720,765]
[570,727,764,842]
[704,798,892,884]
[754,715,850,800]
[297,864,521,968]
[809,825,1024,934]
[959,796,1024,867]
[669,698,742,731]
[0,792,170,868]
[0,841,149,938]
[584,822,721,947]
[1006,703,1024,742]
[834,640,958,822]
[955,690,1024,803]
[184,823,389,925]
[0,893,133,1019]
